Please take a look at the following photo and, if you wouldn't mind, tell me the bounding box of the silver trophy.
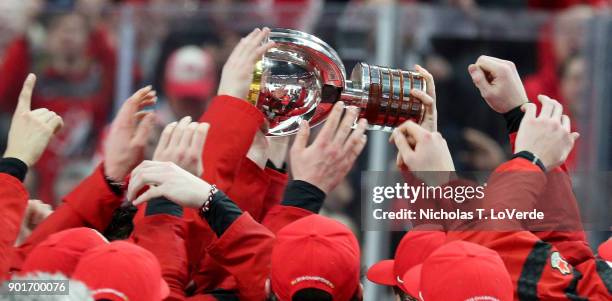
[246,28,426,136]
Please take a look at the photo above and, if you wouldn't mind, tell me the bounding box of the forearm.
[14,163,123,270]
[261,180,325,234]
[201,191,275,300]
[199,95,265,192]
[132,198,188,301]
[0,158,29,277]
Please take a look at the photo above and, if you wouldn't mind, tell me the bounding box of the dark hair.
[292,288,333,301]
[393,286,419,301]
[103,204,137,241]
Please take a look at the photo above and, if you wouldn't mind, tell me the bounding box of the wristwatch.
[512,151,546,172]
[199,184,218,219]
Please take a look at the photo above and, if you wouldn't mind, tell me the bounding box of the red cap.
[402,264,422,298]
[271,215,360,301]
[403,240,513,301]
[72,241,169,301]
[21,227,108,276]
[366,231,445,293]
[164,46,216,100]
[598,239,612,262]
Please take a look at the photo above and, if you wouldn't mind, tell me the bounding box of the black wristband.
[266,159,287,174]
[502,105,526,134]
[202,190,243,237]
[103,175,125,197]
[281,180,326,213]
[512,151,546,172]
[145,197,183,217]
[0,157,28,182]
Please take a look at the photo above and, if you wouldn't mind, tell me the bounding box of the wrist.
[502,104,526,133]
[512,150,546,172]
[198,184,218,217]
[103,163,126,183]
[293,177,329,194]
[3,151,31,167]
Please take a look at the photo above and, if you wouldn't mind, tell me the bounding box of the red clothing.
[10,164,123,273]
[508,132,593,266]
[206,213,275,300]
[0,173,28,279]
[447,158,612,299]
[528,0,609,10]
[0,28,116,203]
[131,95,273,297]
[131,214,189,301]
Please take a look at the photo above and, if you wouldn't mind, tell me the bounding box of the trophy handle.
[341,62,427,132]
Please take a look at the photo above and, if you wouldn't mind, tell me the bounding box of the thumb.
[570,132,580,142]
[16,74,36,114]
[468,64,491,94]
[132,186,163,206]
[291,120,310,152]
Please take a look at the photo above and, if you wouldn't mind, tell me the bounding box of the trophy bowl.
[247,28,426,136]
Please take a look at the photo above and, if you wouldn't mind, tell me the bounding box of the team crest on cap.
[550,251,571,275]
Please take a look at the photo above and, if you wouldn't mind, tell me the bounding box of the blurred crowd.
[0,0,611,299]
[0,0,609,243]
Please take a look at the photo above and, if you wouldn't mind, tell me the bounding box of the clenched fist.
[3,74,63,167]
[468,55,528,113]
[514,95,579,170]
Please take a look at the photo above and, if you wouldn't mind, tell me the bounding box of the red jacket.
[131,213,189,301]
[0,173,29,278]
[130,95,287,298]
[0,30,117,203]
[508,132,593,266]
[10,164,123,273]
[448,158,612,299]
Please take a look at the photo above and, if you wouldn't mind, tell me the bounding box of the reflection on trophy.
[247,28,426,136]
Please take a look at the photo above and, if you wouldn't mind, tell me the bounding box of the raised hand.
[414,64,438,132]
[290,102,368,193]
[3,74,63,167]
[392,121,455,172]
[103,86,157,182]
[468,55,528,113]
[152,116,210,177]
[217,28,276,100]
[514,95,579,170]
[127,161,213,208]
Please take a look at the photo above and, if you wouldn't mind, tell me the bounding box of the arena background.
[0,1,610,299]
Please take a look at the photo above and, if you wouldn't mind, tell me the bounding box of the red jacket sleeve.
[259,168,289,221]
[226,158,270,221]
[184,95,268,295]
[12,164,122,271]
[131,214,188,301]
[206,213,275,301]
[262,205,314,234]
[0,173,28,278]
[448,158,612,299]
[199,95,264,193]
[0,37,29,113]
[508,132,593,266]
